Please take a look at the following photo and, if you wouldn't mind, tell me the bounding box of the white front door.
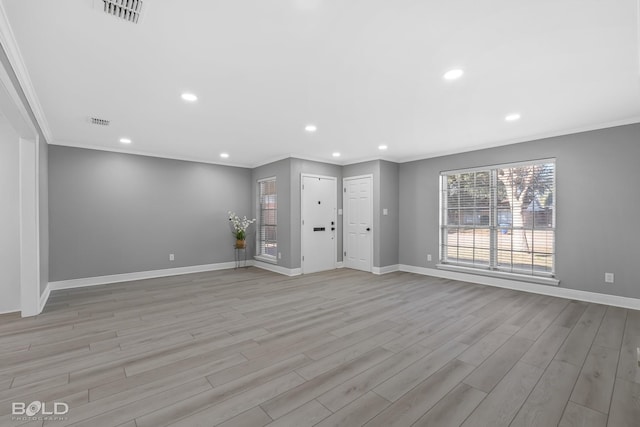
[301,175,337,274]
[343,175,372,272]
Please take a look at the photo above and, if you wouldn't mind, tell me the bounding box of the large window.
[257,178,277,259]
[440,160,555,278]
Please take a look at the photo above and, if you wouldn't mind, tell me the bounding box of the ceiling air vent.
[90,117,110,126]
[101,0,144,24]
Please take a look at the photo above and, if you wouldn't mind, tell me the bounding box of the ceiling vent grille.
[90,117,110,126]
[102,0,144,23]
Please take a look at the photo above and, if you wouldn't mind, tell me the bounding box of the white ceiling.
[2,0,640,167]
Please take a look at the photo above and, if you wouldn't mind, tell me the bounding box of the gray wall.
[379,160,399,268]
[343,160,399,268]
[399,123,640,299]
[49,146,252,281]
[46,123,640,302]
[0,119,21,313]
[252,157,343,270]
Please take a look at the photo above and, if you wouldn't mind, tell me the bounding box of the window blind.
[440,160,555,277]
[258,178,277,258]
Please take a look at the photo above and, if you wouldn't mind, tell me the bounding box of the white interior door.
[343,175,372,272]
[301,175,337,274]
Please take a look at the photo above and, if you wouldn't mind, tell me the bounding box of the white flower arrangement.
[228,211,256,240]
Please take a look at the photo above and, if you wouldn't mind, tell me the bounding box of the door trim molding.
[343,174,374,273]
[301,174,337,274]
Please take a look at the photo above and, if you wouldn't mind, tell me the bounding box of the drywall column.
[0,120,21,313]
[19,137,41,316]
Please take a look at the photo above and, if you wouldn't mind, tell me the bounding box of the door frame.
[342,174,374,273]
[300,173,338,274]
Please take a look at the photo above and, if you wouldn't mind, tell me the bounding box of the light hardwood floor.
[1,268,639,426]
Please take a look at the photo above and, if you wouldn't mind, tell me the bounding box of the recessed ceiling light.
[332,152,341,157]
[378,145,388,151]
[220,153,229,159]
[443,69,464,80]
[505,113,521,122]
[119,138,131,144]
[305,124,317,133]
[181,93,198,102]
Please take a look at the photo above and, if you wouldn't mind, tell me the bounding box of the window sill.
[436,264,560,286]
[254,255,278,265]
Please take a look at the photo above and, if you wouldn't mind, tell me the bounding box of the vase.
[235,239,246,249]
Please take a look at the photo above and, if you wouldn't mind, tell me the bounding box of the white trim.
[253,261,302,277]
[372,264,400,275]
[396,117,640,164]
[301,173,339,181]
[341,156,396,166]
[0,3,53,142]
[256,176,277,261]
[301,173,338,274]
[398,264,640,311]
[343,174,374,273]
[251,154,343,169]
[336,261,344,268]
[436,264,559,286]
[441,158,555,176]
[257,176,277,183]
[344,174,374,181]
[39,283,51,313]
[48,261,244,291]
[50,140,249,169]
[254,255,277,264]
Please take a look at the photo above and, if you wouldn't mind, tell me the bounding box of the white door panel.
[343,176,372,272]
[301,175,337,274]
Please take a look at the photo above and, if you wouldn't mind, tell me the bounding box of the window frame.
[256,177,277,263]
[438,159,558,285]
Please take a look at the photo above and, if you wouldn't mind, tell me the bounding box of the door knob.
[366,227,371,231]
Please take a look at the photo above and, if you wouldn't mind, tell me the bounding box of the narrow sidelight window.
[258,178,277,259]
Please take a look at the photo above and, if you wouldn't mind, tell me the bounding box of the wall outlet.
[383,208,388,216]
[605,272,614,283]
[427,254,432,262]
[338,208,343,215]
[278,252,282,259]
[169,253,175,261]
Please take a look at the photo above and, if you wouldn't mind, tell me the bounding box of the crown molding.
[50,139,251,169]
[0,2,53,143]
[396,117,640,164]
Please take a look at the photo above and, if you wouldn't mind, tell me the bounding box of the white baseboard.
[38,284,51,314]
[399,265,640,311]
[372,264,400,275]
[253,261,302,277]
[336,262,344,268]
[48,261,247,291]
